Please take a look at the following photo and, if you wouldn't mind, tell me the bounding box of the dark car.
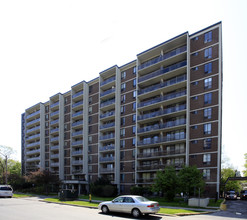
[225,191,237,200]
[240,190,247,200]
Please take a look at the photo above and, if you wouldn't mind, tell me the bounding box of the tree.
[221,168,241,193]
[152,166,178,201]
[178,165,205,197]
[243,153,247,177]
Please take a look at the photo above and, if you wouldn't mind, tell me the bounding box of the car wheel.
[101,205,109,214]
[132,208,141,218]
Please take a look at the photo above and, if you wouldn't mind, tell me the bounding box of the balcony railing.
[138,60,187,83]
[100,99,115,108]
[138,45,187,70]
[99,145,115,152]
[50,110,59,117]
[50,154,59,159]
[50,137,59,142]
[137,162,184,171]
[100,156,115,162]
[72,150,83,156]
[100,76,116,86]
[72,130,83,137]
[100,122,115,130]
[50,145,59,150]
[26,149,40,155]
[26,141,40,148]
[138,90,186,108]
[72,140,83,146]
[138,118,186,134]
[51,102,59,109]
[101,88,115,97]
[72,120,83,127]
[100,111,115,119]
[50,119,59,125]
[138,104,186,121]
[138,133,186,146]
[26,110,40,119]
[100,133,115,140]
[26,157,40,162]
[72,160,83,165]
[26,134,40,141]
[50,128,59,134]
[138,149,185,158]
[26,126,40,134]
[72,90,83,99]
[100,167,114,173]
[26,118,40,126]
[72,110,83,118]
[50,162,59,167]
[72,101,83,108]
[138,74,187,95]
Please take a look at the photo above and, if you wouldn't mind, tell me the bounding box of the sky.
[0,0,246,173]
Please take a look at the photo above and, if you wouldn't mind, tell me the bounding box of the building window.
[120,173,125,181]
[192,66,198,71]
[192,52,198,56]
[45,114,49,120]
[121,83,126,91]
[204,123,212,135]
[120,128,125,137]
[133,66,136,74]
[45,122,49,128]
[204,31,212,43]
[132,137,136,146]
[203,154,211,165]
[121,106,125,114]
[204,108,212,119]
[204,47,212,59]
[132,126,136,134]
[88,165,92,172]
[120,163,124,171]
[88,106,92,114]
[121,117,125,126]
[192,125,198,130]
[204,62,212,74]
[89,96,92,104]
[191,140,198,144]
[121,71,126,79]
[133,90,136,99]
[132,114,136,122]
[192,81,198,86]
[132,149,136,158]
[204,78,212,89]
[88,136,92,144]
[132,102,136,111]
[120,151,125,160]
[120,140,125,148]
[89,116,92,124]
[203,169,210,180]
[133,79,136,87]
[204,138,212,149]
[192,110,198,115]
[89,86,93,93]
[192,36,198,41]
[192,96,198,100]
[121,95,126,103]
[204,93,212,104]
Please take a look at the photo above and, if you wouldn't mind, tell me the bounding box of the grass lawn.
[13,193,33,198]
[44,198,204,215]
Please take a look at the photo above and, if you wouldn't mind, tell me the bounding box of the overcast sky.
[0,0,246,173]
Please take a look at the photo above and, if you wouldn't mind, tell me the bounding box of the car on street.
[225,191,237,200]
[240,190,247,200]
[0,185,13,198]
[98,195,160,218]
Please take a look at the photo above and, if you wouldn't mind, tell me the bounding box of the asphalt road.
[0,197,247,220]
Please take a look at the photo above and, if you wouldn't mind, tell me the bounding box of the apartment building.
[21,22,222,197]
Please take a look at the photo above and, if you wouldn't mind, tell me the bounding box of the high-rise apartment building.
[21,22,222,197]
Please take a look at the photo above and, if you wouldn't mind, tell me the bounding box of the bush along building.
[21,22,222,197]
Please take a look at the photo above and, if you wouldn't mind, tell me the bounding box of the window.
[133,90,136,98]
[192,81,198,86]
[89,116,92,123]
[132,137,136,146]
[132,102,136,111]
[204,31,212,43]
[204,78,212,89]
[132,114,136,122]
[120,151,125,160]
[45,122,49,128]
[204,108,212,119]
[88,96,92,104]
[88,165,92,172]
[192,110,198,115]
[203,154,211,165]
[45,114,49,120]
[121,106,125,114]
[120,140,125,148]
[191,140,198,144]
[204,138,212,149]
[192,36,198,41]
[88,106,92,114]
[192,66,198,71]
[192,96,198,100]
[133,79,136,87]
[192,52,198,56]
[121,71,126,79]
[120,163,124,171]
[121,117,125,126]
[120,128,125,137]
[204,93,212,104]
[204,47,212,59]
[88,126,92,134]
[89,86,93,93]
[203,169,210,179]
[132,126,136,134]
[204,62,212,74]
[88,136,92,144]
[192,125,198,130]
[121,95,126,103]
[121,83,126,91]
[132,149,136,158]
[133,66,137,74]
[204,123,212,135]
[120,174,125,182]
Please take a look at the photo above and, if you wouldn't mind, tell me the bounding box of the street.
[0,197,247,220]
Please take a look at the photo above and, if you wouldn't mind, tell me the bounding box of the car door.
[109,196,124,212]
[122,197,136,213]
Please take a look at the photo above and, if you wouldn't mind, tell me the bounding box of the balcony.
[72,90,83,99]
[138,118,186,134]
[72,150,83,156]
[137,162,184,171]
[138,60,187,83]
[72,160,83,165]
[50,137,59,142]
[72,169,83,174]
[50,119,59,126]
[99,145,115,152]
[26,149,40,155]
[138,74,187,96]
[100,133,115,141]
[50,162,59,167]
[26,118,40,127]
[100,167,114,173]
[50,128,59,134]
[100,76,116,86]
[100,99,115,108]
[26,134,40,141]
[50,154,59,159]
[101,88,115,98]
[137,149,185,159]
[138,133,186,146]
[26,110,40,120]
[100,156,115,162]
[72,130,83,137]
[26,141,40,148]
[138,104,186,121]
[138,90,186,109]
[100,111,115,119]
[50,101,59,109]
[72,140,83,146]
[26,126,40,134]
[100,122,115,130]
[138,45,187,70]
[72,120,83,128]
[50,145,59,151]
[50,110,59,118]
[72,101,83,110]
[136,178,154,183]
[72,110,83,118]
[26,156,40,162]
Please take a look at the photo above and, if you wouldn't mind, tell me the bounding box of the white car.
[0,185,13,198]
[98,195,160,218]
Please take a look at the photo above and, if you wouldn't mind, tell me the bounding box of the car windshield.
[135,196,150,202]
[0,187,12,191]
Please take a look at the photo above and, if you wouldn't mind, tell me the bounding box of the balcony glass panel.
[26,110,40,119]
[72,101,83,108]
[100,122,115,129]
[100,76,116,86]
[99,156,115,162]
[50,119,59,125]
[100,133,115,140]
[51,102,59,108]
[100,99,115,108]
[72,140,83,146]
[100,111,115,119]
[99,145,115,152]
[50,110,59,117]
[72,130,83,137]
[72,120,83,127]
[101,88,115,97]
[72,110,83,117]
[26,118,40,126]
[72,90,83,98]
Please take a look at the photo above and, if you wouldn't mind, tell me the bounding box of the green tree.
[221,168,241,193]
[152,166,178,201]
[178,165,204,197]
[243,153,247,177]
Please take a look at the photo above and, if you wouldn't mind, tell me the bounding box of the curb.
[220,199,227,211]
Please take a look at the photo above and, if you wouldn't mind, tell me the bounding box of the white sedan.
[98,195,160,218]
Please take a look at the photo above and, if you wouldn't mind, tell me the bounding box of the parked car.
[225,191,237,200]
[240,190,247,200]
[0,185,13,198]
[98,195,160,218]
